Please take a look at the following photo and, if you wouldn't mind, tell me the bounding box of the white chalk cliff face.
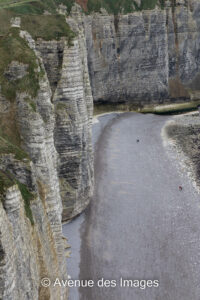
[53,11,94,221]
[0,31,68,299]
[84,0,200,105]
[0,10,93,299]
[36,9,94,222]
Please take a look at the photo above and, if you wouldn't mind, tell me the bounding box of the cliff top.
[0,0,172,15]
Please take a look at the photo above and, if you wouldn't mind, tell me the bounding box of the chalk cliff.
[35,9,93,222]
[53,10,94,221]
[0,29,69,299]
[84,0,200,106]
[0,0,200,299]
[0,10,93,299]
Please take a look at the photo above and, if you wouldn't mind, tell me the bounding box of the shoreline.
[162,111,200,194]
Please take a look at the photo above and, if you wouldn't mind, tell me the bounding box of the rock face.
[54,11,93,221]
[0,14,94,299]
[36,10,94,221]
[36,39,65,95]
[84,0,200,105]
[0,31,68,299]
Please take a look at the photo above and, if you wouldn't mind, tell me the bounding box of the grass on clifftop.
[21,14,75,41]
[0,0,169,15]
[0,10,75,43]
[0,1,76,43]
[0,0,75,14]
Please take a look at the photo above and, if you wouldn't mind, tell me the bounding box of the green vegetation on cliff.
[0,11,75,42]
[0,0,75,14]
[0,133,29,160]
[21,15,75,41]
[0,170,34,225]
[0,170,15,194]
[0,0,76,43]
[0,27,36,165]
[0,27,41,101]
[0,0,168,15]
[16,180,34,225]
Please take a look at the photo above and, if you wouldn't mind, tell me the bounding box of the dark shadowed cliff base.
[64,112,200,300]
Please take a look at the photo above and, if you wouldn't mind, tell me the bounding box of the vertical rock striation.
[84,0,200,105]
[35,39,65,95]
[53,7,94,221]
[0,31,67,299]
[35,7,94,222]
[0,9,94,298]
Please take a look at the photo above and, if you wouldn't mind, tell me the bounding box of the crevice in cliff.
[0,240,6,300]
[114,15,119,33]
[171,0,179,75]
[36,39,65,97]
[142,11,151,39]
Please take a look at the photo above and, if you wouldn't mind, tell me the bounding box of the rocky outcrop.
[0,31,68,299]
[84,0,200,105]
[0,8,94,297]
[35,9,93,222]
[53,9,94,221]
[36,39,65,95]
